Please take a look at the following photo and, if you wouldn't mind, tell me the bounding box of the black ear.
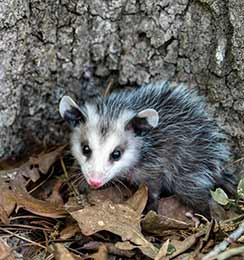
[126,109,159,136]
[59,96,86,128]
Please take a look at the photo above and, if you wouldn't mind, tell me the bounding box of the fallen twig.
[0,227,47,250]
[202,220,244,260]
[103,79,114,97]
[215,246,244,260]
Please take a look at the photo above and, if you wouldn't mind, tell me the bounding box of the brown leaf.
[54,243,108,260]
[142,211,191,236]
[155,239,170,260]
[115,241,136,251]
[87,185,132,205]
[169,232,205,259]
[70,186,159,259]
[0,238,15,260]
[83,241,135,258]
[0,183,17,223]
[53,243,82,260]
[28,145,67,175]
[15,190,67,218]
[47,180,64,205]
[1,145,67,183]
[60,222,81,240]
[64,196,83,212]
[87,244,108,260]
[19,165,40,182]
[10,175,67,218]
[125,185,148,214]
[0,205,9,224]
[114,241,150,258]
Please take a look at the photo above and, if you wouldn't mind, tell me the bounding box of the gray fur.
[62,81,236,214]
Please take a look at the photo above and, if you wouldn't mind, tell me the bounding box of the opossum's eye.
[82,144,92,157]
[110,149,121,161]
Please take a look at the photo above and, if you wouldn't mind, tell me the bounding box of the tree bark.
[0,0,243,166]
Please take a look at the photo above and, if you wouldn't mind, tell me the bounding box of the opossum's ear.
[59,96,86,128]
[137,109,159,128]
[126,108,159,135]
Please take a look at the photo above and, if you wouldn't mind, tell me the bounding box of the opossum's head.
[59,96,159,188]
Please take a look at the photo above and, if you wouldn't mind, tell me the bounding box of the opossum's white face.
[71,120,140,187]
[59,96,159,188]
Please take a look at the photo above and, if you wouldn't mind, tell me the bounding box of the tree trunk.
[0,0,243,166]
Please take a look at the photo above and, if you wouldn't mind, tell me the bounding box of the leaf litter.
[0,146,243,259]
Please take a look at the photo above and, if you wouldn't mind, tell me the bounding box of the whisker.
[72,175,85,186]
[111,180,123,200]
[115,178,132,195]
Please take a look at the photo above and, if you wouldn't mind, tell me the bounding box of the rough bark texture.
[0,0,243,166]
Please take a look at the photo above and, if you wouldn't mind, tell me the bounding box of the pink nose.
[88,180,103,188]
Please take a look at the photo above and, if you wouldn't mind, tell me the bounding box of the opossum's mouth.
[85,174,108,189]
[87,180,103,188]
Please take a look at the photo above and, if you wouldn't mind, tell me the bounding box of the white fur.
[67,100,152,187]
[85,103,100,127]
[71,115,141,186]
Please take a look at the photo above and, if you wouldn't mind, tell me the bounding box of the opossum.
[59,81,236,214]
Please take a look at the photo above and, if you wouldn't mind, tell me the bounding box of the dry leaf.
[64,196,83,212]
[53,243,82,260]
[0,145,67,183]
[142,211,191,236]
[87,244,108,260]
[19,163,40,182]
[0,175,66,220]
[125,184,148,214]
[15,193,67,218]
[82,241,135,258]
[47,180,64,205]
[10,175,67,218]
[155,239,170,260]
[70,186,159,259]
[0,183,16,223]
[87,185,132,205]
[0,238,15,260]
[169,232,205,259]
[60,222,81,240]
[0,205,9,224]
[29,145,67,175]
[54,243,108,260]
[115,241,136,251]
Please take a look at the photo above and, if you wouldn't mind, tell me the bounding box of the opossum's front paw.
[185,212,200,228]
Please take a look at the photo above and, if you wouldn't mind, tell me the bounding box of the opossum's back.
[105,81,206,120]
[106,81,231,182]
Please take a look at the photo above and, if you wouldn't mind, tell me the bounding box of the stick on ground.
[202,221,244,260]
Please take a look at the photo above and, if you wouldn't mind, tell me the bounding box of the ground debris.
[0,238,15,260]
[70,186,159,259]
[0,146,244,259]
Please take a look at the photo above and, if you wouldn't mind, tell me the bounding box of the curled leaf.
[237,179,244,197]
[11,175,67,218]
[210,188,229,206]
